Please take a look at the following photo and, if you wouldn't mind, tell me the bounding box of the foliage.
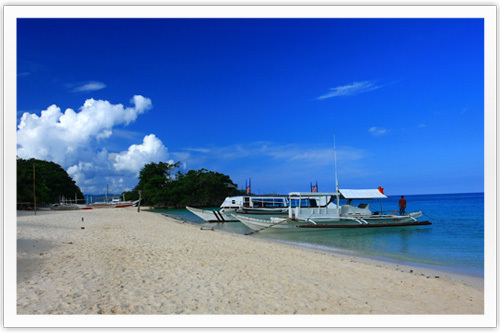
[131,161,242,207]
[120,189,140,202]
[17,157,84,205]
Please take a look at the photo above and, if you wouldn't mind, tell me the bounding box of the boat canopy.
[338,189,387,199]
[288,192,338,197]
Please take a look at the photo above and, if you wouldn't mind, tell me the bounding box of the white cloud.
[318,81,382,100]
[184,147,211,153]
[67,161,97,185]
[369,126,389,136]
[176,141,364,168]
[113,134,170,174]
[72,81,107,93]
[17,95,158,193]
[65,148,118,194]
[17,95,152,165]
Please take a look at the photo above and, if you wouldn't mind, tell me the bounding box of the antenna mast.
[334,136,340,213]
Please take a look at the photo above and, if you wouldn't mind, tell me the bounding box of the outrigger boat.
[187,196,290,222]
[50,195,92,210]
[233,190,430,232]
[186,194,333,223]
[233,138,430,232]
[88,198,140,208]
[50,203,91,210]
[87,185,140,208]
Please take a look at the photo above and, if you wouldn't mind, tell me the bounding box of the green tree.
[17,157,83,205]
[134,161,180,206]
[177,169,239,206]
[132,161,241,208]
[167,168,240,207]
[120,190,139,202]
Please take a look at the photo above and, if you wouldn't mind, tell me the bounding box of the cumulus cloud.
[67,161,97,185]
[369,126,389,136]
[16,95,161,193]
[318,81,382,100]
[72,81,107,93]
[17,95,152,165]
[113,134,170,174]
[65,148,125,194]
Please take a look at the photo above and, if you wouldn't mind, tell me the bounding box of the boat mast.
[334,136,340,214]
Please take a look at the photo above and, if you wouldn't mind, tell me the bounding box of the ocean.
[152,192,484,278]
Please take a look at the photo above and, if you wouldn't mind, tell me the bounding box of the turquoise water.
[153,193,484,278]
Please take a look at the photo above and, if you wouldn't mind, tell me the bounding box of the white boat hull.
[88,202,134,208]
[234,211,428,232]
[186,206,239,222]
[50,204,87,210]
[236,207,289,215]
[186,194,335,222]
[88,200,138,209]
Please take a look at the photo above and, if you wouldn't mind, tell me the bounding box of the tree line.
[17,157,243,208]
[122,161,244,208]
[17,157,84,206]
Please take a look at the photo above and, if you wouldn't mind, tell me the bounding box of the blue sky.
[16,18,484,195]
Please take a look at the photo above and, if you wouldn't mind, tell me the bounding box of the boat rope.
[161,213,186,223]
[421,212,447,222]
[244,218,290,235]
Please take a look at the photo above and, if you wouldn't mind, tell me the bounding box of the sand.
[16,207,484,316]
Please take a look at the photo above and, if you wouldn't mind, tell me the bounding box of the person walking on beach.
[399,195,407,216]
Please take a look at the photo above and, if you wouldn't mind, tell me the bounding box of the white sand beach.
[16,208,483,315]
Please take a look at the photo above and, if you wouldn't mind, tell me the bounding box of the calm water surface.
[152,193,484,278]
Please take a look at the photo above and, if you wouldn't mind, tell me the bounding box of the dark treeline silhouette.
[122,161,243,208]
[17,157,84,206]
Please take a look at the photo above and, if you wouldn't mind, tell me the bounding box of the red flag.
[246,178,251,194]
[378,186,384,194]
[312,185,318,193]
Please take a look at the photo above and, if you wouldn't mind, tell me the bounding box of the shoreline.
[245,236,485,291]
[16,208,484,315]
[269,237,484,288]
[153,209,484,290]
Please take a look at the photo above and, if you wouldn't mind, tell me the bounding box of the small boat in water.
[233,190,430,232]
[186,206,235,222]
[50,203,89,210]
[186,195,289,222]
[50,194,91,210]
[87,185,140,208]
[88,198,140,208]
[186,194,332,222]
